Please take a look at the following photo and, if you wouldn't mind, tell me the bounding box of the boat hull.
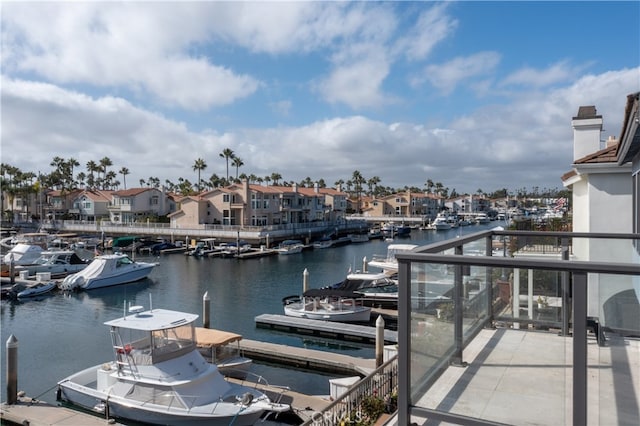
[58,364,265,426]
[82,264,154,289]
[283,304,371,322]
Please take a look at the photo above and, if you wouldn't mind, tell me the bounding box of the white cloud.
[501,60,589,88]
[1,3,260,110]
[414,51,501,94]
[395,2,458,61]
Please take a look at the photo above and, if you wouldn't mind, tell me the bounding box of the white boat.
[16,281,57,299]
[476,213,491,224]
[59,254,156,290]
[195,327,252,379]
[368,243,418,273]
[282,289,371,322]
[333,271,399,309]
[2,243,44,266]
[14,250,91,277]
[432,215,452,231]
[276,240,304,255]
[57,306,290,425]
[312,237,333,249]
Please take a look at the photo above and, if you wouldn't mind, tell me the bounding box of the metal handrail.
[303,354,398,426]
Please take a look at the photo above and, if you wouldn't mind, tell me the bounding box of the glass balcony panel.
[409,262,455,404]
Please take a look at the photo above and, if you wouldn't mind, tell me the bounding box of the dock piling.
[303,268,309,293]
[203,292,210,329]
[376,316,384,367]
[362,256,367,273]
[9,254,14,285]
[6,334,18,405]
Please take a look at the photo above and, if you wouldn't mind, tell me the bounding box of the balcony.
[394,230,639,425]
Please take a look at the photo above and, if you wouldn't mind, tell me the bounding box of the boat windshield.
[150,322,196,362]
[116,256,134,267]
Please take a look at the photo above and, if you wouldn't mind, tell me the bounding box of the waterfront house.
[107,187,172,223]
[68,189,113,222]
[361,191,442,218]
[169,180,348,229]
[46,189,83,222]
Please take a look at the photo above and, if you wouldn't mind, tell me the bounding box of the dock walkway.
[239,337,377,376]
[1,396,122,425]
[254,314,398,344]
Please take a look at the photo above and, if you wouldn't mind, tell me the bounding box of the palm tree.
[219,148,235,181]
[352,170,365,214]
[86,160,99,189]
[270,173,282,186]
[264,176,271,186]
[231,156,243,180]
[192,158,207,192]
[99,157,113,180]
[119,167,130,189]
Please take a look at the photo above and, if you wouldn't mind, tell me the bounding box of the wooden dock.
[1,395,123,425]
[238,337,377,376]
[254,314,398,344]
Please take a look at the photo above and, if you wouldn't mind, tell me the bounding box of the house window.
[150,196,159,205]
[223,194,229,203]
[83,201,92,209]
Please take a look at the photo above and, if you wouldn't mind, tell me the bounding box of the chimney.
[314,182,319,193]
[571,105,603,161]
[605,135,618,148]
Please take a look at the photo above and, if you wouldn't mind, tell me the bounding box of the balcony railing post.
[561,237,571,336]
[452,245,467,367]
[485,234,494,322]
[397,259,411,426]
[572,271,587,426]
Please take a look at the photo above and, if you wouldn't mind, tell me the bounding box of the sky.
[1,1,639,195]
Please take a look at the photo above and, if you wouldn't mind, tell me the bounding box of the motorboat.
[381,221,411,238]
[348,233,370,243]
[476,213,491,224]
[56,306,290,425]
[276,240,304,255]
[312,237,333,249]
[16,281,57,299]
[1,243,46,277]
[59,253,156,290]
[2,243,45,266]
[330,271,399,309]
[282,289,371,322]
[195,327,252,380]
[14,250,91,278]
[432,214,452,231]
[368,243,418,274]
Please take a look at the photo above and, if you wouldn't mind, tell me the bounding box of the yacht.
[57,306,290,425]
[59,253,156,290]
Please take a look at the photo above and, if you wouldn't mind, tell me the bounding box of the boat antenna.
[149,293,153,312]
[123,300,127,320]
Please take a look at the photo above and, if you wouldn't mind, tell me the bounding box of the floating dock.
[1,395,124,425]
[238,337,377,376]
[254,314,398,344]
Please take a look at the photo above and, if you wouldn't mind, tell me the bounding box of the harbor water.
[0,224,499,405]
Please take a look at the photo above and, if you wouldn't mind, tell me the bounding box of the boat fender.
[101,363,112,371]
[116,344,132,354]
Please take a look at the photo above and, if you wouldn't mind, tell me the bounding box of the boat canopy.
[194,327,242,348]
[105,308,199,331]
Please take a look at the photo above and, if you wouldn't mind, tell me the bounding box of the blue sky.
[1,1,639,194]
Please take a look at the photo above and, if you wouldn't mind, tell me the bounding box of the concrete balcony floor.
[405,327,639,425]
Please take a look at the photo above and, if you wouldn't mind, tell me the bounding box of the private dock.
[238,337,377,376]
[254,314,398,344]
[1,395,124,425]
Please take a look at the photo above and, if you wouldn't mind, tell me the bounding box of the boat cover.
[195,327,242,347]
